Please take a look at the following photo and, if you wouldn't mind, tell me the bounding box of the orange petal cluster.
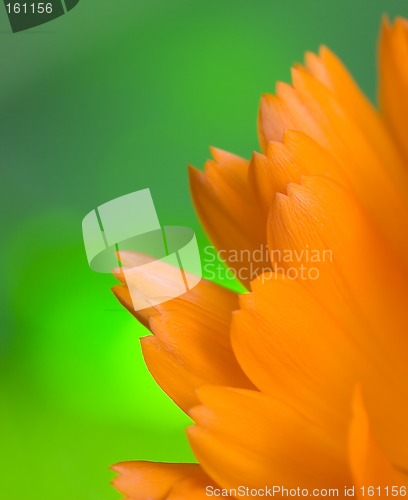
[112,18,408,500]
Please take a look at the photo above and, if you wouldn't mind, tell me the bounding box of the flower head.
[112,17,408,499]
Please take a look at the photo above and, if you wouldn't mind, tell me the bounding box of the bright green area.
[1,1,407,498]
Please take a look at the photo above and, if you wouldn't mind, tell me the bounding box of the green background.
[1,1,407,498]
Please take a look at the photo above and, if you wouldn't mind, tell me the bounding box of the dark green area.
[64,0,79,12]
[4,0,65,32]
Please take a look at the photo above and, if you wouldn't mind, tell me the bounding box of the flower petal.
[349,389,407,497]
[268,175,408,338]
[249,130,344,210]
[188,386,349,491]
[189,148,267,287]
[231,274,355,439]
[379,18,408,163]
[259,61,408,268]
[111,461,216,500]
[113,254,253,412]
[267,175,408,469]
[306,46,407,182]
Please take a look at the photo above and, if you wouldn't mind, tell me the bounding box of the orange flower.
[112,18,408,499]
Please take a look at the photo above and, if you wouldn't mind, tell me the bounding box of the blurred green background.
[1,0,407,498]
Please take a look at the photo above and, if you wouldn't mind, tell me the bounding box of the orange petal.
[379,18,408,163]
[188,386,349,491]
[292,66,408,254]
[267,176,366,298]
[231,274,356,439]
[249,131,344,210]
[233,269,408,474]
[113,255,254,412]
[267,175,408,469]
[349,389,407,497]
[113,282,155,329]
[189,148,268,287]
[258,92,298,151]
[259,60,408,269]
[268,175,408,364]
[306,46,407,183]
[111,461,216,500]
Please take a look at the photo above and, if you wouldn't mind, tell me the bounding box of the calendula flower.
[112,17,408,499]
